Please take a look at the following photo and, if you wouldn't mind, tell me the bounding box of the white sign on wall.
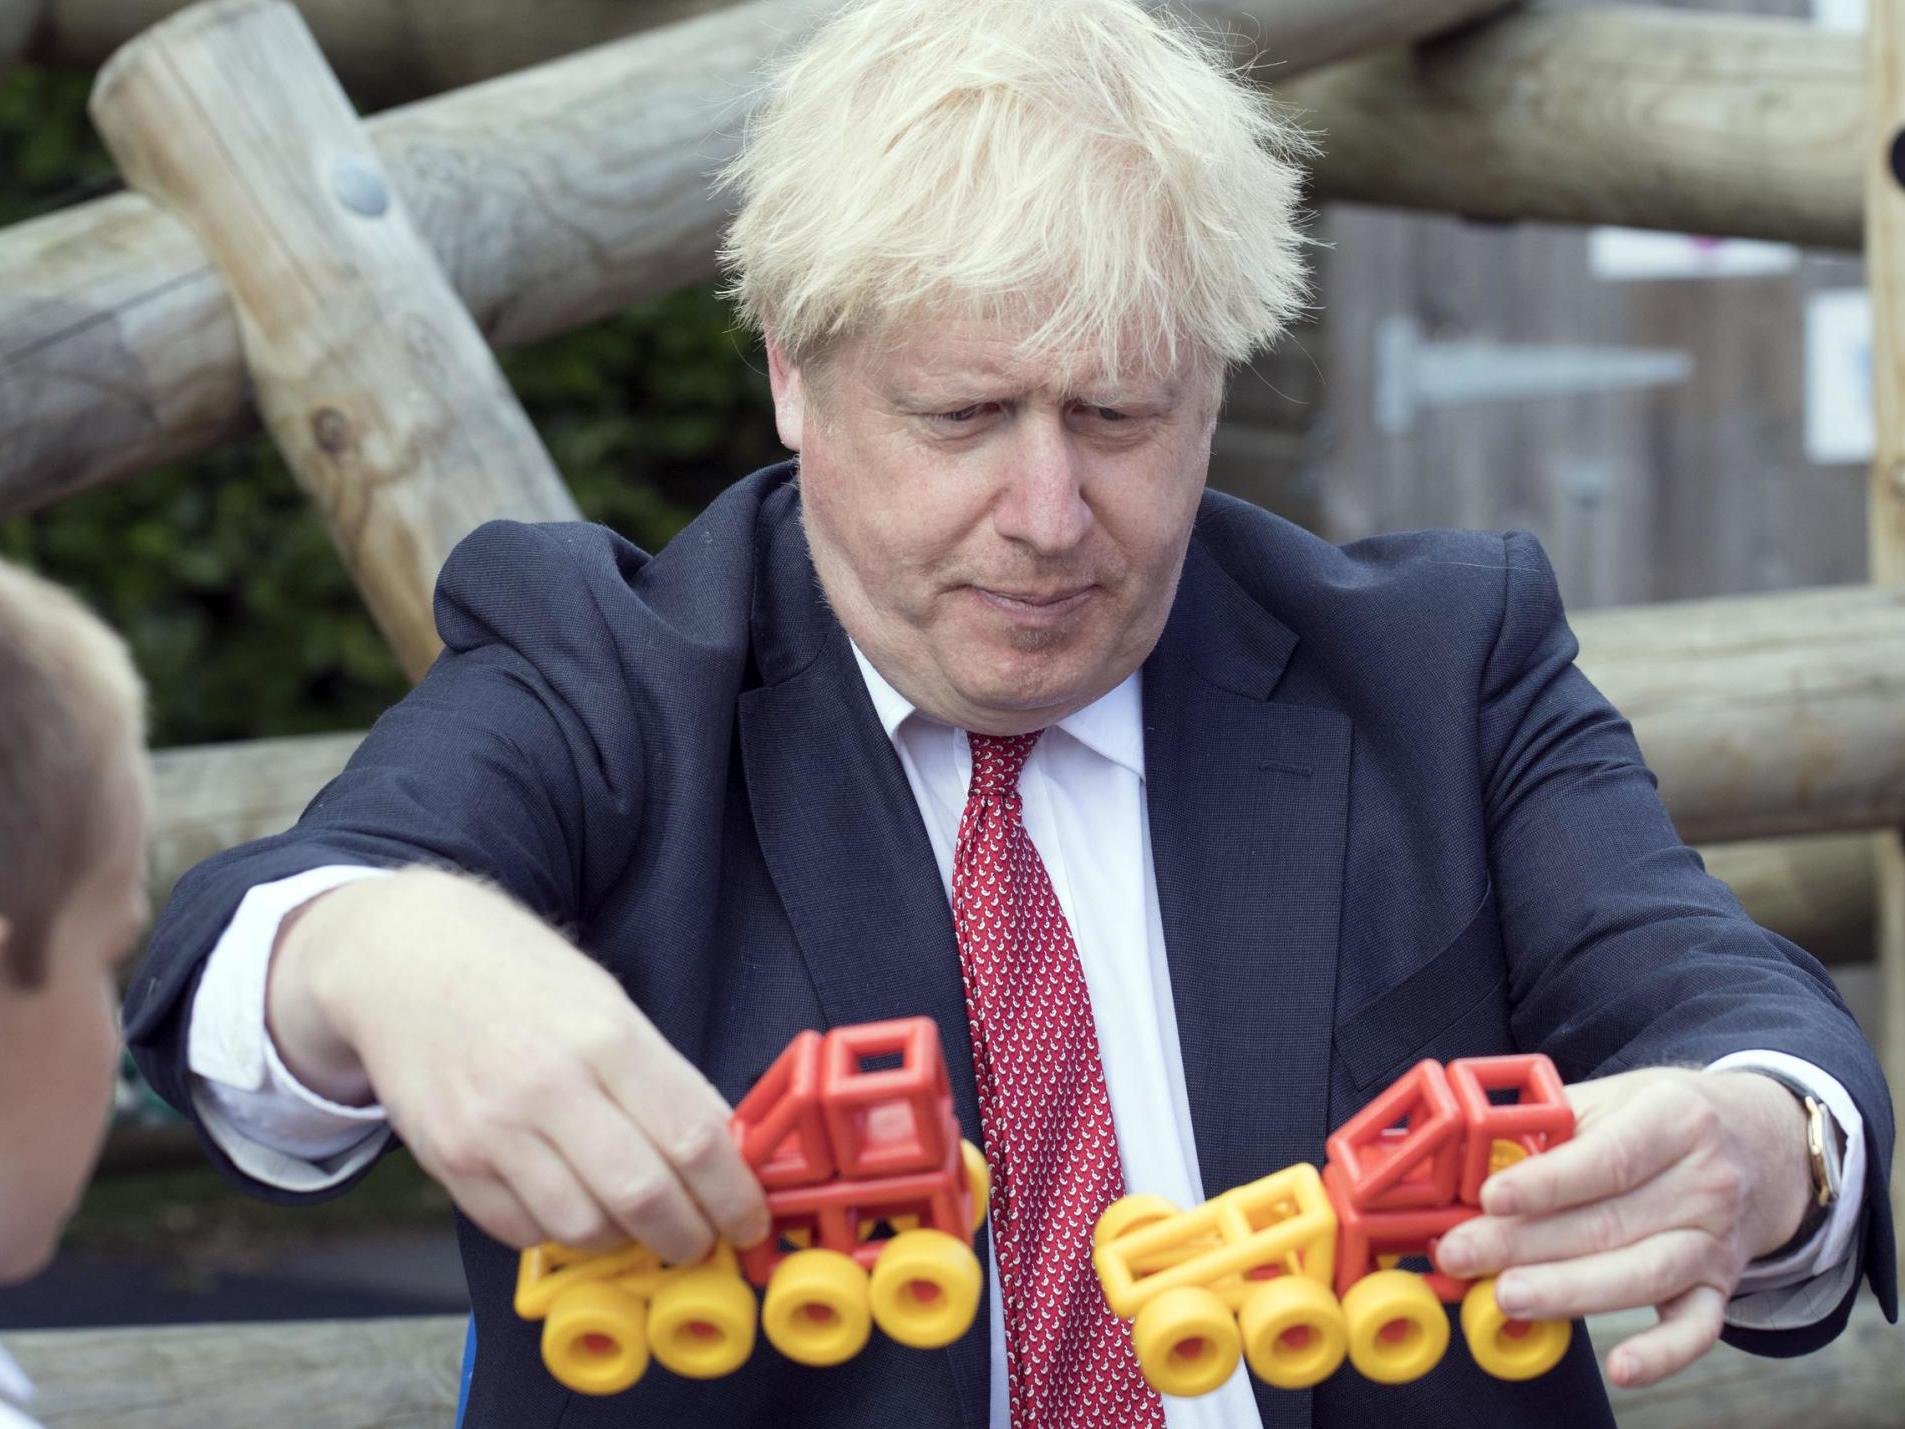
[1587,227,1799,283]
[1813,0,1867,33]
[1805,289,1875,467]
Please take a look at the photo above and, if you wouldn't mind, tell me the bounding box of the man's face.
[773,318,1218,734]
[0,751,150,1283]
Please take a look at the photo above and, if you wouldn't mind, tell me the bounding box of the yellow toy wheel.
[1093,1193,1178,1252]
[648,1266,758,1380]
[1342,1269,1450,1384]
[762,1249,873,1367]
[1460,1277,1571,1381]
[1130,1286,1241,1398]
[1488,1139,1530,1176]
[541,1281,650,1395]
[961,1140,991,1232]
[1239,1276,1348,1390]
[870,1229,983,1348]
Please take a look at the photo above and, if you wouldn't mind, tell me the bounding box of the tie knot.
[967,730,1043,798]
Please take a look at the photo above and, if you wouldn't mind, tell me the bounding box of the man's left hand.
[1433,1067,1813,1389]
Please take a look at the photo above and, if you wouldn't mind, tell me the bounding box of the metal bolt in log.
[87,0,581,678]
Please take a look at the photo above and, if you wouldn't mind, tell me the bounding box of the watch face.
[1803,1096,1839,1205]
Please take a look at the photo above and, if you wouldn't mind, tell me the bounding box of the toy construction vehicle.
[1094,1054,1575,1397]
[516,1016,990,1394]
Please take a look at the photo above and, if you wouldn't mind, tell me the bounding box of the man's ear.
[0,914,11,969]
[765,337,805,453]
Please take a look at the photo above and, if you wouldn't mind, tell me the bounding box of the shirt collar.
[848,640,1145,779]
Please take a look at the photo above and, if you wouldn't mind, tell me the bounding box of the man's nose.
[990,416,1092,555]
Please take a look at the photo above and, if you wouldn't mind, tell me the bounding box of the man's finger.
[1482,1104,1686,1217]
[1604,1284,1727,1389]
[540,1086,722,1260]
[1438,1163,1684,1277]
[599,1027,771,1249]
[496,1129,634,1251]
[1490,1229,1711,1322]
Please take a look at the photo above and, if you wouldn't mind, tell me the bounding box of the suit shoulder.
[433,465,793,660]
[1194,489,1521,602]
[1190,492,1560,694]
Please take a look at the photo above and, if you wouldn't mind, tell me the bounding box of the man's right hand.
[264,867,771,1263]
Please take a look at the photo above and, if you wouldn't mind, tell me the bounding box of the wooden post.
[87,0,581,678]
[1868,0,1905,1239]
[1286,6,1862,249]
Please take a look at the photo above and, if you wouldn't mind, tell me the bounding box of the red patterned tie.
[953,731,1167,1427]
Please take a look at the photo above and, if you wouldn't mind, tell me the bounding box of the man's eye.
[933,405,986,424]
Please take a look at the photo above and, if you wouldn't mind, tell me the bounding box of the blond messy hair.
[719,0,1312,383]
[0,558,147,989]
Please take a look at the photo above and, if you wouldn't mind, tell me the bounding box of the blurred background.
[0,0,1892,1422]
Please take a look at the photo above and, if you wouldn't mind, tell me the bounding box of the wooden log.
[7,1315,468,1428]
[6,1296,1897,1424]
[0,0,1511,520]
[1571,586,1905,846]
[140,748,1884,970]
[30,0,732,106]
[137,589,1905,940]
[1866,0,1905,1244]
[24,0,1517,104]
[1182,0,1518,78]
[87,0,581,677]
[0,0,836,519]
[1700,835,1875,972]
[147,732,359,906]
[1287,6,1863,250]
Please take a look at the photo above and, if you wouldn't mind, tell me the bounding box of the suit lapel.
[1144,540,1352,1206]
[737,483,989,1427]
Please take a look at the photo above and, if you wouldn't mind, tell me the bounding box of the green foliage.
[0,67,781,747]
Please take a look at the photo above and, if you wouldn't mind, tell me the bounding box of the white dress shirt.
[186,652,1866,1422]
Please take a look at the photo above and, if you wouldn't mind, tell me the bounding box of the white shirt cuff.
[0,1343,32,1412]
[1705,1050,1867,1329]
[186,865,396,1189]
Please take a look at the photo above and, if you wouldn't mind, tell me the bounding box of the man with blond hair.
[0,559,152,1428]
[128,1,1890,1425]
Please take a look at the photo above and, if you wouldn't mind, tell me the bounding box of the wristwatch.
[1746,1071,1843,1255]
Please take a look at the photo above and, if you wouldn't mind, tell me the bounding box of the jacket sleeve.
[124,519,649,1201]
[1478,530,1897,1349]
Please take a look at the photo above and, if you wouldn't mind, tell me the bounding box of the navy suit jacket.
[127,462,1896,1428]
